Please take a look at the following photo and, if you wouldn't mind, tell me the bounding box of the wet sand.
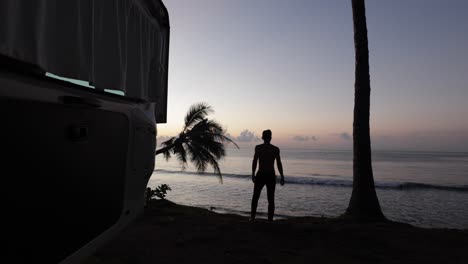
[86,199,468,264]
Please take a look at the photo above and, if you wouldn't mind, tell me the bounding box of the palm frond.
[213,132,239,149]
[188,136,225,160]
[173,141,187,165]
[183,103,213,132]
[158,137,176,160]
[189,120,239,149]
[156,102,238,182]
[186,141,223,182]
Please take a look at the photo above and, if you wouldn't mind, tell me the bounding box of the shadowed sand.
[86,200,468,264]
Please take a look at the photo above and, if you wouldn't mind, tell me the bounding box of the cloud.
[339,132,351,141]
[234,129,261,142]
[293,135,318,142]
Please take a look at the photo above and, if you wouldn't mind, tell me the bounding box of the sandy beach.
[86,199,468,264]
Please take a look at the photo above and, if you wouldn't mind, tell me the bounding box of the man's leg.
[266,179,276,221]
[251,180,265,221]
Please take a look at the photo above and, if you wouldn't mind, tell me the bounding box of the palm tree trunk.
[345,0,384,219]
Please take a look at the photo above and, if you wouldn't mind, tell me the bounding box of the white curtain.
[0,0,169,121]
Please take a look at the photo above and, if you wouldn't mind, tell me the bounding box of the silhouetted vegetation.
[156,103,238,179]
[146,184,172,203]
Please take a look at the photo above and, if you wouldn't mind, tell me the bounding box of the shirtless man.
[251,129,285,221]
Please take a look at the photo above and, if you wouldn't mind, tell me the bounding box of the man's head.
[262,129,272,143]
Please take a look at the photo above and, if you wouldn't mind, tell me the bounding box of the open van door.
[0,1,169,263]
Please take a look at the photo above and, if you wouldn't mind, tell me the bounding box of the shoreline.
[87,199,468,264]
[184,203,468,230]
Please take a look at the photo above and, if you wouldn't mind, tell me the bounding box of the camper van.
[1,1,169,263]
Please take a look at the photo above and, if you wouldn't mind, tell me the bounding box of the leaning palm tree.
[155,103,238,180]
[345,0,385,219]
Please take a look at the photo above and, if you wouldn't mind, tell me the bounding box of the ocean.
[148,148,468,229]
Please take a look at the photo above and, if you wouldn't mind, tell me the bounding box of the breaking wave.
[154,169,468,192]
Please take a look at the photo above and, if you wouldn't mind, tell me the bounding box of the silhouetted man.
[251,129,284,221]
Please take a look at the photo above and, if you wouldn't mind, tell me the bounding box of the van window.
[45,72,125,96]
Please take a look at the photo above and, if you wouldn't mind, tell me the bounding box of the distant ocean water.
[149,148,468,230]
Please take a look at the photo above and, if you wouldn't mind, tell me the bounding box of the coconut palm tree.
[345,0,385,219]
[155,103,238,180]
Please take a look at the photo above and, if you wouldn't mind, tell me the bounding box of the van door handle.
[68,125,89,142]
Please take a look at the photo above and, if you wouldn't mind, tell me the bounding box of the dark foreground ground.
[86,200,468,264]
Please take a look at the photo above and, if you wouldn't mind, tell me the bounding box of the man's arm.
[276,149,284,185]
[252,147,259,183]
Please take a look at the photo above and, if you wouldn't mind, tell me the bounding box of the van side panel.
[1,69,155,263]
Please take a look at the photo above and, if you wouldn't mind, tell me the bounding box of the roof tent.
[0,0,170,122]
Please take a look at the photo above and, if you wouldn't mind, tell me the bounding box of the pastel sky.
[157,0,468,152]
